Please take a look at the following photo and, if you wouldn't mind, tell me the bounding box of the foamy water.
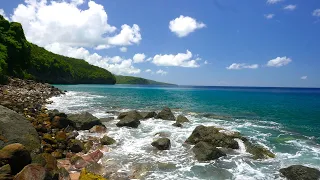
[47,90,320,180]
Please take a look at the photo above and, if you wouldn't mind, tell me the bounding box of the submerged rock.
[68,112,102,130]
[155,107,175,121]
[280,165,320,180]
[100,135,116,145]
[0,105,41,153]
[140,111,157,119]
[176,115,190,123]
[151,138,171,150]
[192,141,226,161]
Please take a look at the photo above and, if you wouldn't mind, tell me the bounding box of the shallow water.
[47,85,320,180]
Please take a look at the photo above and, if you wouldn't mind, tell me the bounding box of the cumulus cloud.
[45,43,140,75]
[145,69,152,73]
[267,56,292,67]
[267,0,283,4]
[119,47,127,52]
[169,15,205,37]
[133,53,146,63]
[300,76,307,80]
[11,0,141,49]
[313,9,320,17]
[226,63,259,70]
[156,69,168,75]
[0,9,8,20]
[284,5,297,11]
[152,50,200,68]
[264,14,275,19]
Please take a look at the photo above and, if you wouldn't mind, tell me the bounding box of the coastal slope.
[116,75,174,85]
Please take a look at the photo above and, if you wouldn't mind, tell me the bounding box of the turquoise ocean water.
[47,85,320,180]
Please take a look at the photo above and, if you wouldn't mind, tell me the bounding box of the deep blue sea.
[47,85,320,180]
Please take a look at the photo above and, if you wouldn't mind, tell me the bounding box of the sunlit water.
[47,85,320,180]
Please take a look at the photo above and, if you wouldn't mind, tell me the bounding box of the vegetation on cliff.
[115,75,174,85]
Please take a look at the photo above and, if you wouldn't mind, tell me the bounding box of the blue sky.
[1,0,320,87]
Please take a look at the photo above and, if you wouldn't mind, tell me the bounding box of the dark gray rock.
[280,165,320,180]
[155,107,175,121]
[67,112,102,130]
[116,119,140,128]
[140,112,157,119]
[68,140,84,153]
[176,115,189,123]
[151,138,171,150]
[172,122,183,127]
[100,135,116,145]
[192,141,226,161]
[0,105,40,154]
[117,110,143,121]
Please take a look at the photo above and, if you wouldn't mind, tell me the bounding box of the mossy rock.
[176,115,189,123]
[100,135,116,145]
[243,141,275,159]
[68,139,84,153]
[79,168,107,180]
[55,131,67,142]
[42,134,57,144]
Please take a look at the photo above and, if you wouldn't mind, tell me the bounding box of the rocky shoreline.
[1,78,319,180]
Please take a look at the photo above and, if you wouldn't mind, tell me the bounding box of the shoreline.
[1,78,319,180]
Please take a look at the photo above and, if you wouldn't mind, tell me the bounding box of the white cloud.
[45,43,140,75]
[146,57,152,62]
[226,63,259,70]
[204,60,208,65]
[267,56,292,67]
[156,69,168,75]
[145,69,152,73]
[152,50,200,68]
[284,5,297,11]
[11,0,141,49]
[169,15,205,37]
[313,9,320,17]
[301,76,307,80]
[267,0,283,4]
[95,45,111,50]
[119,47,127,52]
[133,53,146,63]
[264,14,275,19]
[0,9,8,20]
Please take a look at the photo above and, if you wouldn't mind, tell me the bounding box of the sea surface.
[47,84,320,180]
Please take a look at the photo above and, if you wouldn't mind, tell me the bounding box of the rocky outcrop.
[280,165,320,180]
[140,111,157,119]
[155,107,175,121]
[151,138,171,150]
[0,143,31,174]
[176,115,189,123]
[100,135,116,145]
[192,141,226,161]
[68,112,102,130]
[0,105,41,153]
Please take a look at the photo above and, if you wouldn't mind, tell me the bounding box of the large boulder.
[176,115,190,123]
[0,143,31,174]
[155,107,175,121]
[67,112,102,130]
[185,125,239,149]
[280,165,320,180]
[14,164,47,180]
[117,110,143,120]
[0,105,41,153]
[140,111,157,119]
[151,138,171,150]
[192,141,226,161]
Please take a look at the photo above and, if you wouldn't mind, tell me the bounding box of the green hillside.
[116,75,174,85]
[0,15,116,84]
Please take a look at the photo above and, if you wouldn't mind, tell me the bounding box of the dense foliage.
[0,15,116,84]
[116,75,173,85]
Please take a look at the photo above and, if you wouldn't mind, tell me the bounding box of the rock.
[32,153,58,172]
[100,135,116,145]
[85,162,105,177]
[70,155,87,169]
[83,141,94,153]
[81,150,103,163]
[14,164,47,180]
[42,134,56,144]
[116,119,140,128]
[130,163,153,179]
[243,140,275,159]
[151,138,171,150]
[140,112,157,119]
[192,141,226,161]
[280,165,320,180]
[68,140,84,153]
[51,150,64,159]
[55,131,67,142]
[0,143,31,174]
[79,168,107,180]
[155,107,175,121]
[58,167,70,180]
[176,115,190,123]
[117,110,143,121]
[172,122,183,127]
[0,164,12,180]
[0,105,41,153]
[51,116,75,129]
[89,125,107,133]
[99,117,114,123]
[67,112,102,130]
[185,125,239,149]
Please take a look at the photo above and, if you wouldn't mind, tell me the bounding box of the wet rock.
[140,111,157,119]
[192,141,226,161]
[14,164,47,180]
[185,125,239,149]
[83,141,94,153]
[79,168,107,180]
[81,150,103,163]
[243,140,275,159]
[32,153,58,172]
[99,117,114,123]
[55,131,67,142]
[67,112,102,130]
[89,125,107,133]
[151,138,171,150]
[70,155,87,169]
[100,135,116,145]
[116,118,140,128]
[155,107,175,121]
[51,116,76,129]
[85,162,105,177]
[58,167,70,180]
[0,105,41,154]
[176,115,190,123]
[51,150,64,159]
[117,110,143,121]
[0,164,12,180]
[68,140,84,153]
[42,134,56,144]
[172,122,183,127]
[280,165,320,180]
[154,132,171,138]
[0,143,31,174]
[130,163,153,179]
